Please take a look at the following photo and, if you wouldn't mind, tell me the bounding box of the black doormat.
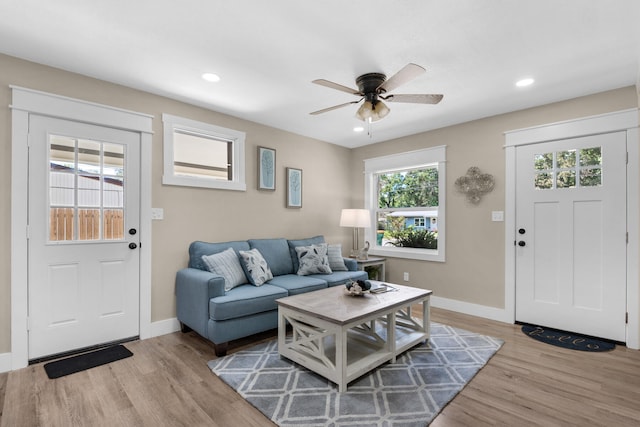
[521,325,615,352]
[44,345,133,379]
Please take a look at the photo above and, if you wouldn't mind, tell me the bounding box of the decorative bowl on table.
[344,279,372,296]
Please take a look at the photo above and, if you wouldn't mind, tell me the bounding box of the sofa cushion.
[209,284,288,321]
[287,235,325,272]
[268,274,328,296]
[309,270,368,287]
[327,244,348,271]
[295,243,332,275]
[201,248,248,291]
[248,238,294,276]
[239,248,273,286]
[189,240,250,271]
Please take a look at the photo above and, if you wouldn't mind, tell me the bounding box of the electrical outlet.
[403,272,409,281]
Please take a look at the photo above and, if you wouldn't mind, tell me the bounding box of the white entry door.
[28,115,141,360]
[515,132,627,342]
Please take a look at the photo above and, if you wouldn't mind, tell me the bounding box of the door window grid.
[49,135,125,242]
[534,147,602,190]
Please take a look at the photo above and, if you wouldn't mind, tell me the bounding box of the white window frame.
[162,114,246,191]
[364,145,446,262]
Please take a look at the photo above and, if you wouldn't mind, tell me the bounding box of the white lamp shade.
[340,209,371,228]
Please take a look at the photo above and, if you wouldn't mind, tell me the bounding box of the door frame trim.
[504,108,639,349]
[10,86,154,369]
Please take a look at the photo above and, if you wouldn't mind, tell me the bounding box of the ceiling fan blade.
[312,79,361,95]
[309,100,362,115]
[382,94,443,104]
[378,63,426,93]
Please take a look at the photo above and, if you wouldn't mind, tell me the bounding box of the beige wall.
[1,51,637,356]
[351,86,638,308]
[0,54,355,354]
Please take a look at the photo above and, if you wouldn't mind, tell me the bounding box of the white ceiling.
[1,0,638,148]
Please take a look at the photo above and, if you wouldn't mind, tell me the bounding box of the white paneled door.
[515,132,627,342]
[28,115,141,360]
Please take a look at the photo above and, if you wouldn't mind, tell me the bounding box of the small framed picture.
[286,167,302,208]
[258,146,276,191]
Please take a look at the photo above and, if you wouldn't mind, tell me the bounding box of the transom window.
[162,114,246,191]
[534,146,602,189]
[364,146,446,262]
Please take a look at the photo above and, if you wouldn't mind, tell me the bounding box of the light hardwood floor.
[1,308,640,426]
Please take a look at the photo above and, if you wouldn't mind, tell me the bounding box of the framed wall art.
[258,146,276,191]
[286,167,302,208]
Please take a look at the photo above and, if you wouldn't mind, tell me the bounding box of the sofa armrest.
[175,268,226,338]
[343,257,358,271]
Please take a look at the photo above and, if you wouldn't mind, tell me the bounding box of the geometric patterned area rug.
[208,322,503,426]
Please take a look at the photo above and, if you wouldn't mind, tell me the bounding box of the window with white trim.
[162,114,246,191]
[364,146,446,262]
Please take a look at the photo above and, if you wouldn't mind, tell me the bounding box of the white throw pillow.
[327,244,348,271]
[295,243,332,275]
[239,248,273,286]
[201,248,248,291]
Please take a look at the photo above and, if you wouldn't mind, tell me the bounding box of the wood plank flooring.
[1,307,640,426]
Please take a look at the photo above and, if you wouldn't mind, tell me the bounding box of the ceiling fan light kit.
[310,63,443,123]
[355,99,390,122]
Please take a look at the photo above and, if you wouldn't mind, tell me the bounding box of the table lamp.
[339,209,371,259]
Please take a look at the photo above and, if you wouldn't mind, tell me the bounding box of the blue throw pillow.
[327,244,348,271]
[201,248,248,291]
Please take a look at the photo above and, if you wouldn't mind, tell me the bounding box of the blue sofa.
[175,235,368,356]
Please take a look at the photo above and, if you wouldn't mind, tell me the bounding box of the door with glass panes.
[28,115,140,360]
[515,132,627,341]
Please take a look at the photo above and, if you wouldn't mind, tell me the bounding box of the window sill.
[369,247,444,262]
[162,175,246,191]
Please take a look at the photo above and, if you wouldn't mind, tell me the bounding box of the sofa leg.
[214,342,228,357]
[180,322,192,333]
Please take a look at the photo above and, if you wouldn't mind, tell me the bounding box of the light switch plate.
[491,211,504,222]
[151,208,164,220]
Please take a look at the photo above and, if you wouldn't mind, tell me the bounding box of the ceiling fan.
[310,63,443,122]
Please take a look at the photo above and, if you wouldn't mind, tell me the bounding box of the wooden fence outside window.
[50,208,124,241]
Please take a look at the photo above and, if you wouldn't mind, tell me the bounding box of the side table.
[353,256,386,281]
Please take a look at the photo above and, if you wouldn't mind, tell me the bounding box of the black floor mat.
[521,325,615,352]
[44,345,133,379]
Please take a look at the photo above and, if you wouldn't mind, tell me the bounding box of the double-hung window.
[364,146,446,262]
[162,114,246,191]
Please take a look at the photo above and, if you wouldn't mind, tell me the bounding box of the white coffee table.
[276,281,432,392]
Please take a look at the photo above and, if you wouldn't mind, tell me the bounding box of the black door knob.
[129,228,137,235]
[129,242,138,249]
[518,228,526,235]
[518,241,526,247]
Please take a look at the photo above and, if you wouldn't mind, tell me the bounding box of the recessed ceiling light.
[516,78,534,87]
[202,73,221,82]
[353,126,365,132]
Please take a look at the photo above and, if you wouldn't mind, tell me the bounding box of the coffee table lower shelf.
[277,294,430,392]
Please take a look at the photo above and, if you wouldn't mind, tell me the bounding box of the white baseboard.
[0,352,12,373]
[0,320,180,374]
[147,300,511,342]
[150,317,181,338]
[0,303,508,374]
[431,296,513,324]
